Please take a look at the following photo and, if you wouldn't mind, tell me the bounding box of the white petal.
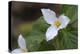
[59,15,70,29]
[46,26,58,41]
[41,9,57,24]
[18,34,26,49]
[11,48,23,53]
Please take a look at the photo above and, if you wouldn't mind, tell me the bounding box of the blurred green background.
[10,1,78,52]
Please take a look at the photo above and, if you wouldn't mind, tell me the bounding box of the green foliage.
[61,5,78,24]
[51,5,78,50]
[24,5,78,52]
[25,17,50,52]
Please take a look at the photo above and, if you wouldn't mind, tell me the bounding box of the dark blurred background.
[9,1,62,51]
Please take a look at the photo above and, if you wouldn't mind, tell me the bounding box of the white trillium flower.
[11,34,27,53]
[41,9,70,41]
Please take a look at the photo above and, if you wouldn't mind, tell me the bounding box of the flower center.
[54,20,61,28]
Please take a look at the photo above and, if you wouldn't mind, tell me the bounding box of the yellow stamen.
[54,20,61,28]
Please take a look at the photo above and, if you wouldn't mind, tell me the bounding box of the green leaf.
[38,40,55,51]
[32,16,50,34]
[51,5,78,50]
[25,32,45,52]
[25,17,49,52]
[61,5,78,24]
